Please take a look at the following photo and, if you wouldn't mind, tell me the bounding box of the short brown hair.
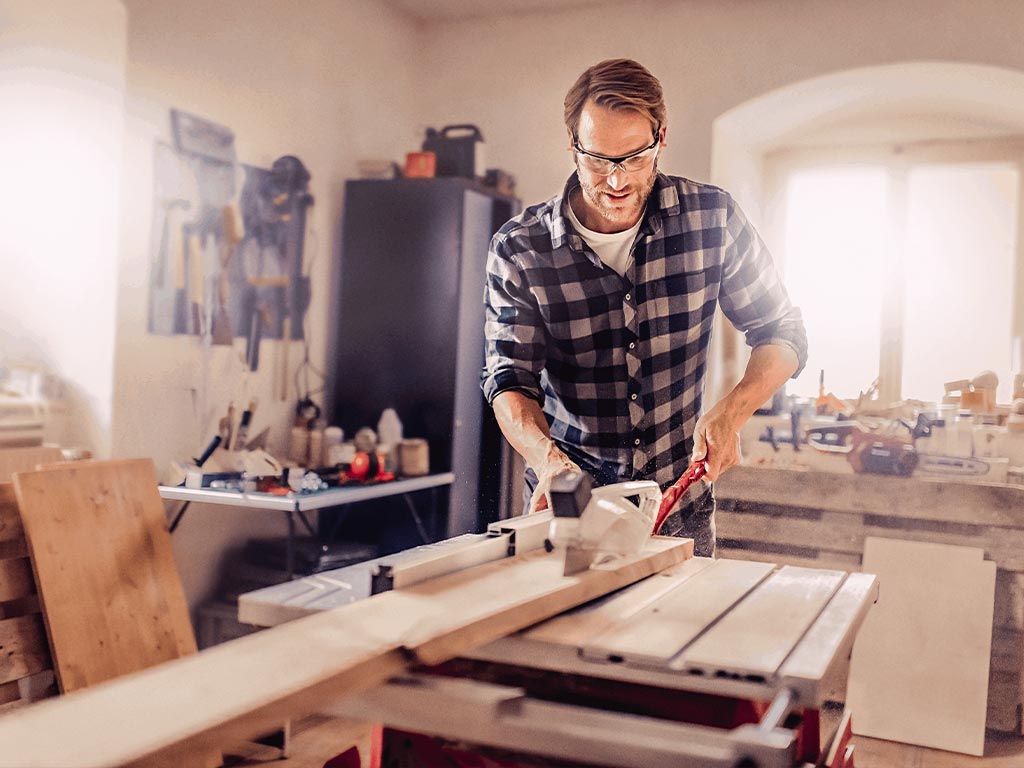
[564,59,666,136]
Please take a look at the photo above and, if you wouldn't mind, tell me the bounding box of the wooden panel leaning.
[0,446,64,484]
[716,465,1024,734]
[10,458,220,767]
[0,483,55,713]
[12,459,197,694]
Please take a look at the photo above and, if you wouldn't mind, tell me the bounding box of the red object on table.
[653,459,708,535]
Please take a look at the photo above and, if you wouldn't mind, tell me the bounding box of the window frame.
[764,136,1024,404]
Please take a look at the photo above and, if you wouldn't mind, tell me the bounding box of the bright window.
[773,149,1021,404]
[782,167,888,399]
[903,164,1019,402]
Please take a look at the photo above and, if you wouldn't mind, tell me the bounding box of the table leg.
[284,510,296,578]
[168,501,191,533]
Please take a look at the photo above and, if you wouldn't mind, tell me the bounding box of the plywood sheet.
[583,558,775,666]
[0,446,63,483]
[12,459,196,693]
[0,535,689,767]
[847,537,995,756]
[675,565,845,679]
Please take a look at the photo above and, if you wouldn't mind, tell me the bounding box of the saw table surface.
[240,516,877,709]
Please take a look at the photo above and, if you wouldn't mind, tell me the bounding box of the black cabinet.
[327,178,518,540]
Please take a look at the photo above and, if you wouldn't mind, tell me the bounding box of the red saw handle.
[653,460,708,535]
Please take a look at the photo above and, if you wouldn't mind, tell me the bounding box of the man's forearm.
[692,343,799,478]
[720,344,799,425]
[491,390,564,471]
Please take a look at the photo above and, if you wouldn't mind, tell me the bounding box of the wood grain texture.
[675,565,845,679]
[0,537,690,767]
[0,614,49,685]
[0,447,63,484]
[583,558,775,666]
[0,557,33,602]
[847,537,996,756]
[12,459,197,695]
[0,484,23,545]
[717,465,1024,529]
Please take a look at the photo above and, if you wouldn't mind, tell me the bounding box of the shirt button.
[634,438,641,446]
[624,293,631,301]
[631,393,637,400]
[628,342,636,350]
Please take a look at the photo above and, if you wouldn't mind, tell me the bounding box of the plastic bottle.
[377,408,403,446]
[377,408,403,472]
[324,426,344,466]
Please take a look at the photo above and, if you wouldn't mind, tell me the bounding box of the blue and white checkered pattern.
[482,172,807,490]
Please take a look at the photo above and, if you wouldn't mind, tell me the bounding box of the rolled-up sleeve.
[718,195,808,377]
[480,233,547,405]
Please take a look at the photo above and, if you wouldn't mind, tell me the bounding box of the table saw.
[240,510,877,768]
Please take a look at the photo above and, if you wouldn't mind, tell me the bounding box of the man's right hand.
[528,449,581,514]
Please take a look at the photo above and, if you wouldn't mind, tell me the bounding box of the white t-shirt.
[566,198,643,278]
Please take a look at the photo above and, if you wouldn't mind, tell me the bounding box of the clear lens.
[577,145,657,176]
[621,147,656,171]
[579,155,616,174]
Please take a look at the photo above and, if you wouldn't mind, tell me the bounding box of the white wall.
[0,0,126,456]
[115,0,423,614]
[417,0,1024,208]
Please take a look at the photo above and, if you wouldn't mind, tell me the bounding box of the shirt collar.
[550,171,675,258]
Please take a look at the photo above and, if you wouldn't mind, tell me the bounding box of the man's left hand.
[691,403,743,481]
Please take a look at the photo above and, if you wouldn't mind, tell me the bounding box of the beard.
[575,158,659,233]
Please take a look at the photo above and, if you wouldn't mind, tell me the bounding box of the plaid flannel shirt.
[481,172,807,492]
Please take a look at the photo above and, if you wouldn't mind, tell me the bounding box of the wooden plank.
[582,559,775,666]
[0,614,49,685]
[847,537,996,756]
[521,555,713,648]
[717,465,1024,529]
[0,483,23,545]
[718,507,1024,571]
[0,447,63,484]
[0,557,33,602]
[675,565,845,680]
[12,459,197,694]
[994,569,1024,630]
[0,536,690,767]
[0,593,39,621]
[0,680,19,706]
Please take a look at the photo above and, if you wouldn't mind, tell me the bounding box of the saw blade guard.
[549,480,661,562]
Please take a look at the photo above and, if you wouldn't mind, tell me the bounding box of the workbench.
[159,472,454,576]
[241,513,877,767]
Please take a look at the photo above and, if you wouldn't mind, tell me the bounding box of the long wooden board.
[12,459,197,694]
[717,465,1024,529]
[0,536,690,767]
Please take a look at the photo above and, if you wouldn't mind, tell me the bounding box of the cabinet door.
[332,181,462,472]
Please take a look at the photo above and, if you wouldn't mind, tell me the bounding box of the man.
[480,59,806,556]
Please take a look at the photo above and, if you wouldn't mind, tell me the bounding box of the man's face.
[572,101,663,234]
